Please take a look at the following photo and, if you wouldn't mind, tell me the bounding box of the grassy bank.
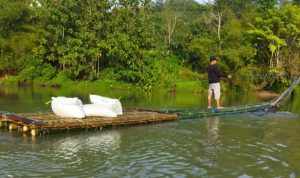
[0,64,215,93]
[0,75,212,94]
[1,64,274,94]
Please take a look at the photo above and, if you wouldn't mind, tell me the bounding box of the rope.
[270,76,300,107]
[160,74,298,83]
[231,74,294,79]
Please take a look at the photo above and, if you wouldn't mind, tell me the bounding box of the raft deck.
[0,111,179,135]
[0,103,283,136]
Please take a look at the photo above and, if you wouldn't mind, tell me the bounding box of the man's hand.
[227,75,232,79]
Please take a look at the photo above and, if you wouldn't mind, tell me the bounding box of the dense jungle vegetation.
[1,0,300,91]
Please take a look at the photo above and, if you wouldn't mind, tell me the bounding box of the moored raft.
[0,111,179,136]
[0,76,299,136]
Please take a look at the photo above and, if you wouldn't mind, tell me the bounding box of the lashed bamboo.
[0,111,179,135]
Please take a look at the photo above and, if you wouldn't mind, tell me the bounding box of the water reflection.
[0,85,268,113]
[0,85,300,177]
[205,116,221,145]
[0,113,300,177]
[55,131,121,160]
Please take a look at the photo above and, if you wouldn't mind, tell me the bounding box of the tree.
[105,0,158,88]
[254,0,278,10]
[34,0,111,79]
[294,0,300,4]
[0,0,39,76]
[247,4,300,75]
[151,0,203,55]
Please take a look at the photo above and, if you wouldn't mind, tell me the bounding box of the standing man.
[207,56,230,109]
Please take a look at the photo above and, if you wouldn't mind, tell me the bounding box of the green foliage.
[33,0,111,80]
[17,66,39,84]
[230,67,261,92]
[34,64,57,82]
[219,47,256,73]
[247,4,300,75]
[254,0,278,11]
[0,0,41,75]
[151,0,203,54]
[186,37,217,71]
[156,55,181,83]
[0,0,32,38]
[1,0,300,92]
[174,81,206,93]
[1,76,18,85]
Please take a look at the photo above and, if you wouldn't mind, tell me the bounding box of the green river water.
[0,85,300,177]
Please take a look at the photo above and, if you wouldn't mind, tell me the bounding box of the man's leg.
[208,85,213,109]
[208,94,212,108]
[214,83,222,109]
[216,99,221,108]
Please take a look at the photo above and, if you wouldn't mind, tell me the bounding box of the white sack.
[83,104,117,117]
[51,97,85,119]
[51,97,82,105]
[90,95,123,115]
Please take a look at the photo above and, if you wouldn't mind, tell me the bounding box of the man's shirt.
[207,64,222,84]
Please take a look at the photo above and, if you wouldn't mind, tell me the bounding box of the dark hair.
[210,56,217,62]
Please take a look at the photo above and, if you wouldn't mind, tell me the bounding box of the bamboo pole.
[23,125,30,132]
[8,123,19,130]
[31,129,38,136]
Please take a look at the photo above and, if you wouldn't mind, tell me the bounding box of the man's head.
[210,56,217,64]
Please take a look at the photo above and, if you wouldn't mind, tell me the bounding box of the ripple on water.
[1,113,300,177]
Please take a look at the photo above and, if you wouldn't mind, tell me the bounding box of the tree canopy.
[0,0,300,90]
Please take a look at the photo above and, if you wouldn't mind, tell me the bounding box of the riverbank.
[0,75,285,95]
[0,75,210,94]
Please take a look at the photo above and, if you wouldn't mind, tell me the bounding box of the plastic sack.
[90,95,123,115]
[83,104,117,117]
[51,97,85,119]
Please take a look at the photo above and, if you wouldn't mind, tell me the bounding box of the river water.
[0,85,300,177]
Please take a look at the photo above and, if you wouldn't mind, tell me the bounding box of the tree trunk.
[276,48,280,69]
[210,11,222,52]
[166,16,177,55]
[217,12,222,51]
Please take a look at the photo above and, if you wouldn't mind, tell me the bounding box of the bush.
[230,66,260,92]
[34,64,57,83]
[41,64,56,80]
[49,72,71,85]
[97,68,120,81]
[1,76,19,85]
[156,55,181,84]
[104,50,161,90]
[17,66,40,84]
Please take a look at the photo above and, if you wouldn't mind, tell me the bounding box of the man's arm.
[214,65,223,78]
[215,65,230,79]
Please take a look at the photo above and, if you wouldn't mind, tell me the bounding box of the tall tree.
[0,0,39,76]
[105,0,157,88]
[247,4,300,75]
[34,0,111,79]
[152,0,203,54]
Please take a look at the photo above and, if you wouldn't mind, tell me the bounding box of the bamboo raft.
[0,111,179,136]
[0,77,299,136]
